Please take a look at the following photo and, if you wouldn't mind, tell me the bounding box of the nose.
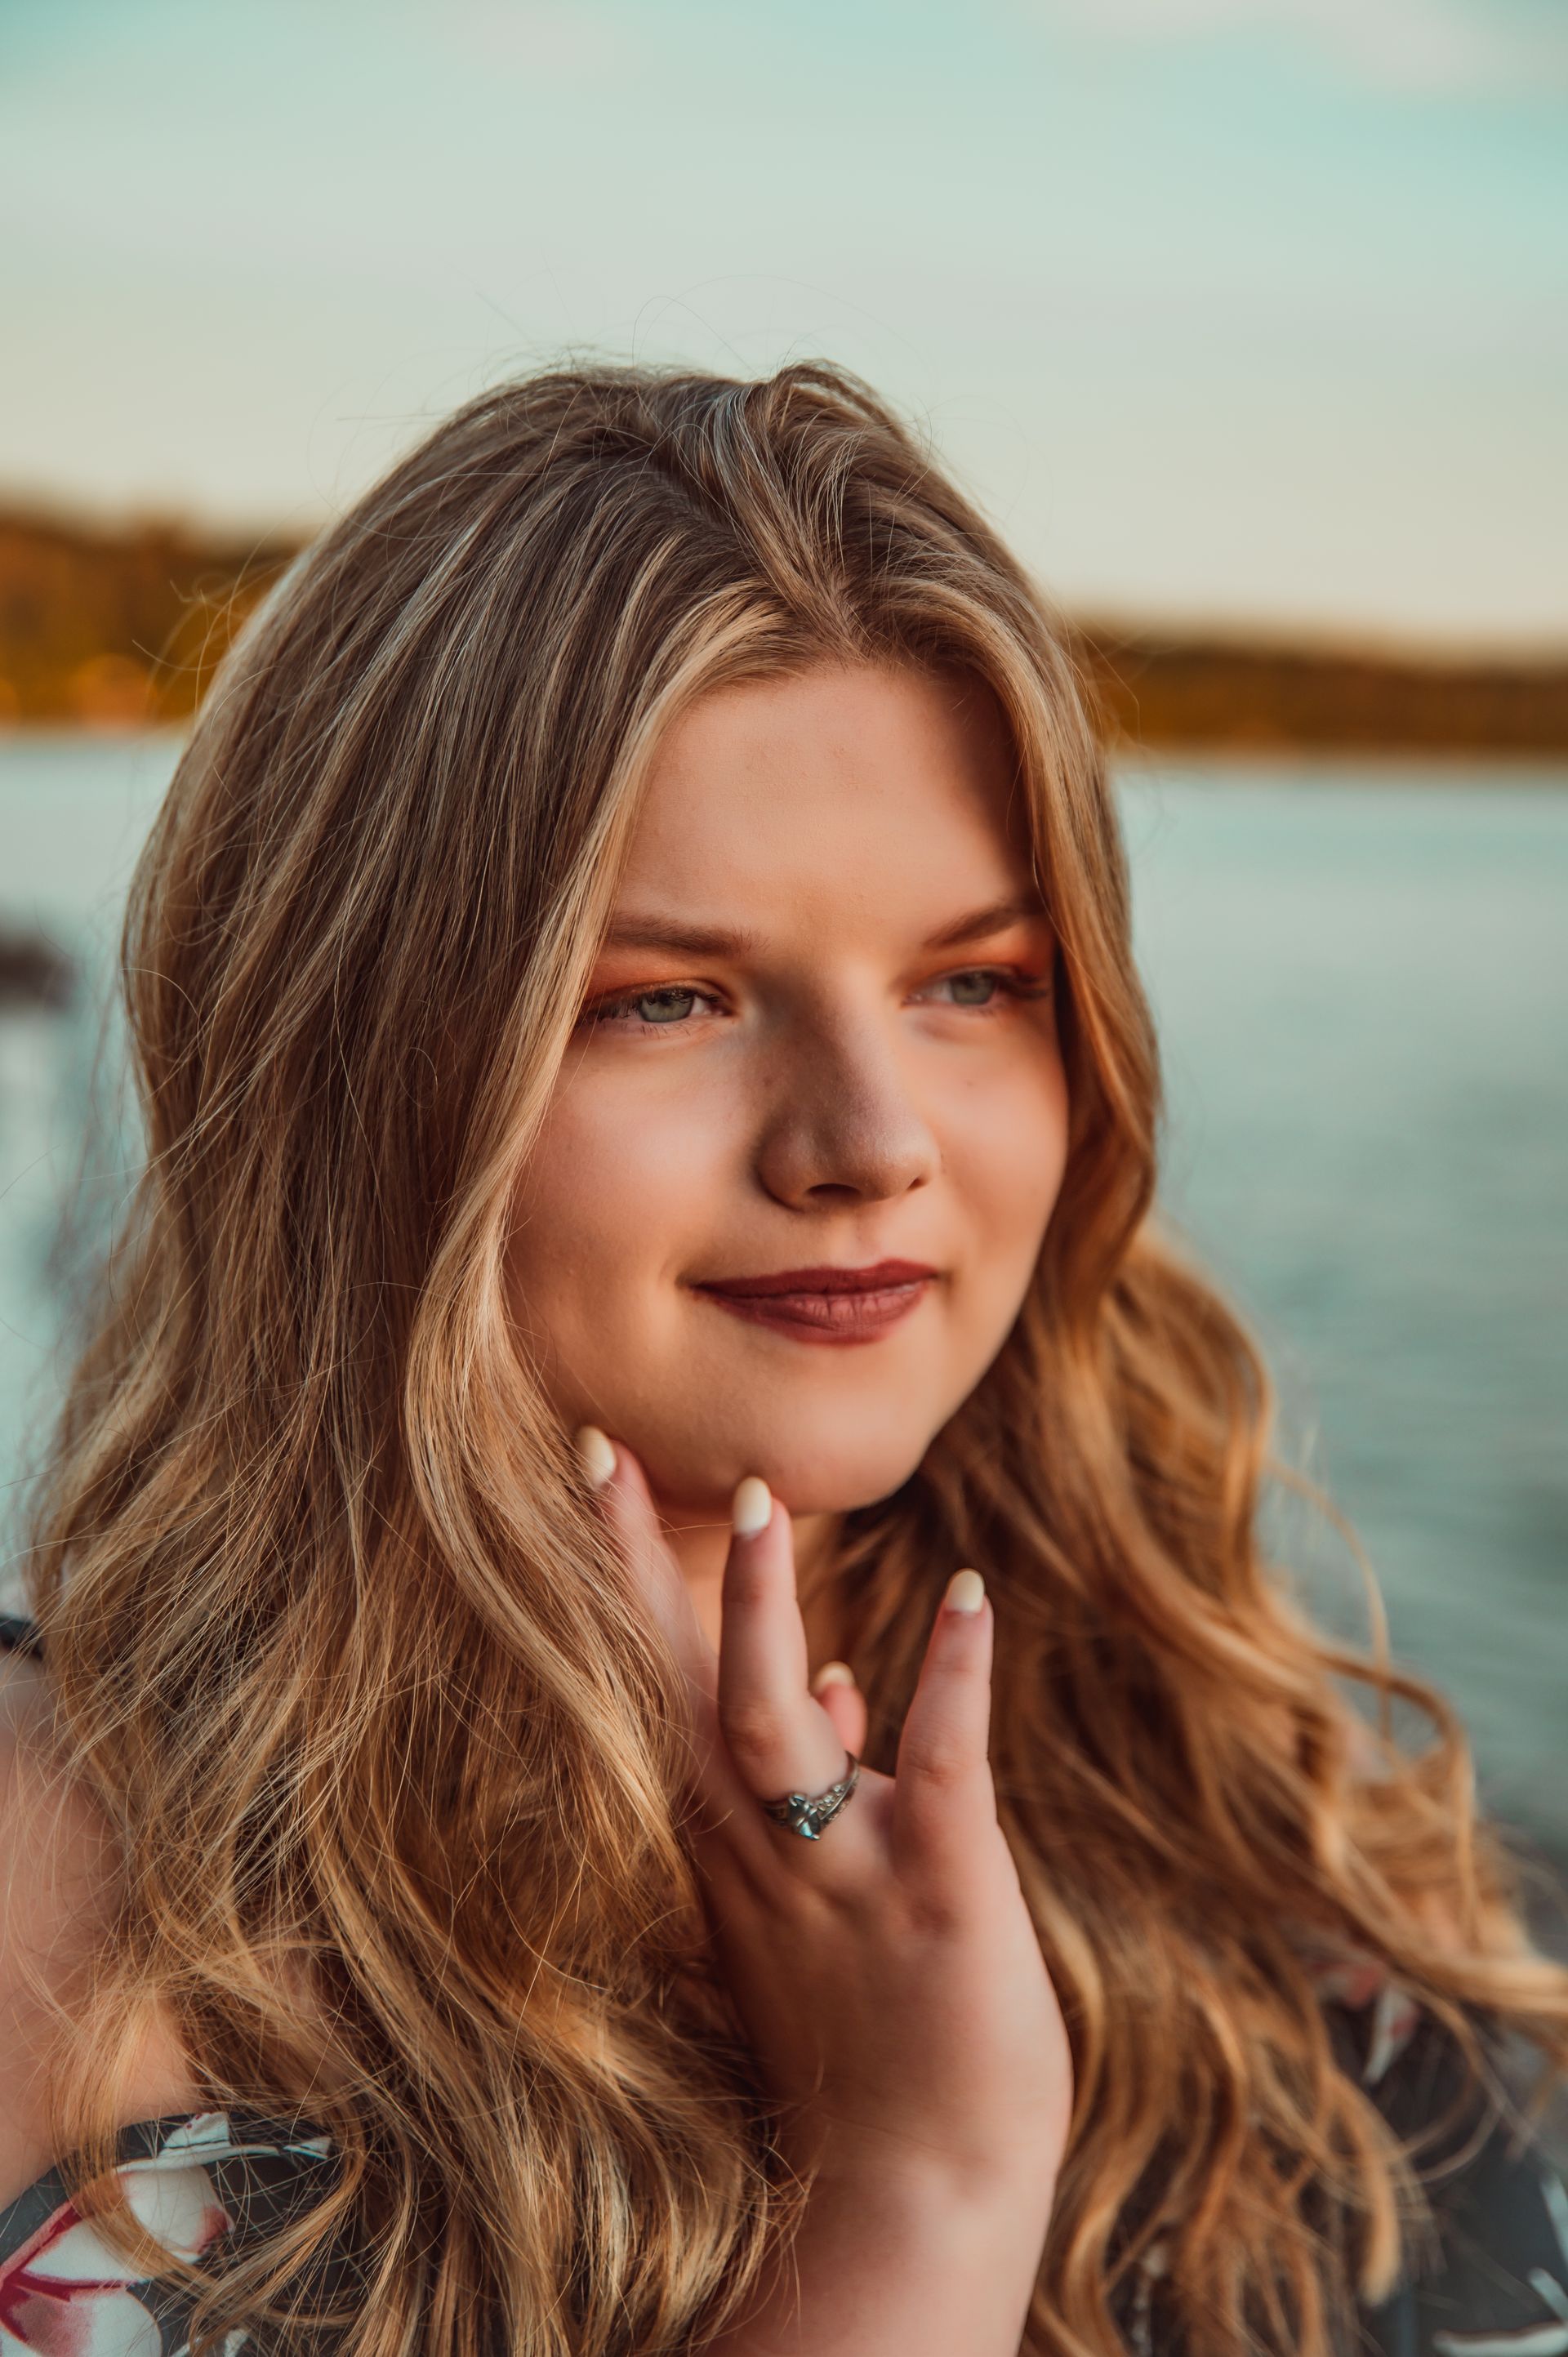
[753,1014,940,1210]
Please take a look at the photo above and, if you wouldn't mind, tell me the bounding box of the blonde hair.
[22,359,1568,2356]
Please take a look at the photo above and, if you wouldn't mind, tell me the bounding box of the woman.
[1,360,1564,2357]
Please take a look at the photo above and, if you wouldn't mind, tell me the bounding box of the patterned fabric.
[1114,1925,1568,2355]
[0,2108,337,2357]
[4,1611,1566,2354]
[1323,1959,1568,2357]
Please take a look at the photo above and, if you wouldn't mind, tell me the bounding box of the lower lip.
[693,1278,932,1347]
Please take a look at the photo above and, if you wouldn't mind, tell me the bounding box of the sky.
[3,0,1566,648]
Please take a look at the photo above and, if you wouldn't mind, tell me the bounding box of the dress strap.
[0,1611,43,1660]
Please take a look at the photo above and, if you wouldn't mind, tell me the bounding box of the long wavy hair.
[20,359,1568,2357]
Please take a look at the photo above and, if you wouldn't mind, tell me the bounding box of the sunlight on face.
[506,659,1070,1522]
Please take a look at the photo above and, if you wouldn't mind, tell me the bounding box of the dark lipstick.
[692,1259,937,1346]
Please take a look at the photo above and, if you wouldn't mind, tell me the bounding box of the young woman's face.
[507,658,1070,1522]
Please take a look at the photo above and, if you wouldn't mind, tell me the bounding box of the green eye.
[944,969,1001,1006]
[632,987,700,1024]
[581,982,716,1032]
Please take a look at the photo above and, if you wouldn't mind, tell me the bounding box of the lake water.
[2,737,1565,1859]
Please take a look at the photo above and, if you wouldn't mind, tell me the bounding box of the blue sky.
[3,0,1565,645]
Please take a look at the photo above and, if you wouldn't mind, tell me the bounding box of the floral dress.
[0,2109,338,2357]
[3,1610,1566,2356]
[1119,1935,1568,2356]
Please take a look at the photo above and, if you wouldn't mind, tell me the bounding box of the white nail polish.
[577,1425,617,1489]
[732,1475,773,1539]
[944,1567,985,1615]
[811,1660,856,1693]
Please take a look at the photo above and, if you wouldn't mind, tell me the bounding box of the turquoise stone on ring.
[760,1753,861,1839]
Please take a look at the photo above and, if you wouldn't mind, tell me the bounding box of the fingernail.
[577,1425,617,1490]
[944,1567,985,1615]
[811,1660,856,1694]
[732,1475,773,1539]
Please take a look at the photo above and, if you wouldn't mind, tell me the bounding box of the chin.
[739,1362,976,1517]
[758,1437,929,1519]
[633,1395,942,1524]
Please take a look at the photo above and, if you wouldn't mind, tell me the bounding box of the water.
[2,738,1565,1854]
[1118,760,1567,1857]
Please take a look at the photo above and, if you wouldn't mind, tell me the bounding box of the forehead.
[617,660,1033,929]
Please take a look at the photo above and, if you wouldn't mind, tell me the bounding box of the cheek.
[945,1054,1071,1290]
[505,1075,729,1350]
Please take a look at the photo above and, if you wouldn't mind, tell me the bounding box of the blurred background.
[2,3,1564,1878]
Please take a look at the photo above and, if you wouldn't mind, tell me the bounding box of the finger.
[577,1427,715,1704]
[717,1477,852,1804]
[810,1662,868,1760]
[577,1432,782,1867]
[892,1569,997,1881]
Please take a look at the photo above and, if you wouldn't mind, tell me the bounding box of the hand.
[581,1430,1072,2355]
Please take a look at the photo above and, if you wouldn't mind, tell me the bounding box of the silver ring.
[760,1753,861,1841]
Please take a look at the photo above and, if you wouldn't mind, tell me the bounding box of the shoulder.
[0,1647,115,2197]
[0,1642,119,1991]
[0,1647,200,2208]
[1360,2006,1568,2353]
[1297,1927,1568,2349]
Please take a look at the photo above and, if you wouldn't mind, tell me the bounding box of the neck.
[655,1494,840,1659]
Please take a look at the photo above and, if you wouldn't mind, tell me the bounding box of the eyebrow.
[599,895,1049,961]
[921,894,1050,951]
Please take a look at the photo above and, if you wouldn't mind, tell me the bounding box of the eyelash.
[581,967,1053,1036]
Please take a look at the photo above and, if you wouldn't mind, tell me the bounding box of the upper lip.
[693,1260,938,1297]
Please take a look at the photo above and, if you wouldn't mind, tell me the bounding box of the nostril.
[755,1069,941,1207]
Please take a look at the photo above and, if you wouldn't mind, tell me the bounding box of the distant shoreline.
[2,505,1566,756]
[1078,629,1568,760]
